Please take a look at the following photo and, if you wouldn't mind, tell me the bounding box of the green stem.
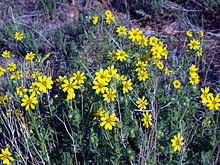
[179,108,187,129]
[28,110,46,156]
[81,91,83,118]
[106,130,114,150]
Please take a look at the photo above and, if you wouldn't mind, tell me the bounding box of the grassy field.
[0,0,219,164]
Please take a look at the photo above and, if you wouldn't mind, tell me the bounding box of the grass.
[0,1,219,165]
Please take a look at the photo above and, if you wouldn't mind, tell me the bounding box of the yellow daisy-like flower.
[137,35,148,47]
[189,64,198,76]
[25,52,35,61]
[189,73,199,85]
[0,66,6,76]
[188,39,200,50]
[116,49,128,61]
[7,62,17,72]
[15,32,23,40]
[171,133,184,152]
[103,88,116,103]
[61,77,79,93]
[201,87,213,104]
[100,113,118,130]
[141,111,152,128]
[116,26,127,36]
[0,147,14,165]
[148,36,159,46]
[173,80,181,88]
[196,48,203,57]
[56,76,67,89]
[29,82,41,95]
[92,78,108,94]
[93,107,105,120]
[136,96,148,110]
[138,71,149,81]
[10,71,22,80]
[135,61,146,72]
[95,68,110,82]
[109,50,117,60]
[92,15,98,25]
[17,86,28,96]
[21,93,38,110]
[72,71,86,85]
[207,94,220,111]
[156,60,164,70]
[38,75,54,93]
[105,10,112,16]
[128,27,143,42]
[106,15,115,24]
[197,31,203,37]
[1,50,10,58]
[66,90,76,100]
[186,31,192,37]
[32,71,42,81]
[165,67,173,76]
[122,79,133,93]
[106,65,119,79]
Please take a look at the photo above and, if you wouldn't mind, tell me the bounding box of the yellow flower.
[10,71,22,80]
[38,75,54,93]
[105,10,112,16]
[29,82,41,95]
[56,76,67,89]
[92,15,98,25]
[201,87,213,104]
[17,86,28,96]
[188,39,200,50]
[21,93,38,110]
[1,50,10,58]
[105,15,115,24]
[42,52,51,61]
[109,50,117,60]
[61,77,79,93]
[100,113,118,130]
[137,35,148,47]
[116,26,127,36]
[106,65,119,79]
[15,32,23,40]
[0,147,14,165]
[141,111,152,128]
[92,78,108,94]
[116,49,128,61]
[156,60,164,70]
[173,80,181,88]
[103,88,116,103]
[151,45,163,59]
[186,31,192,37]
[197,31,203,37]
[135,61,146,72]
[130,155,134,161]
[189,64,198,76]
[122,79,133,93]
[25,52,35,61]
[0,95,12,108]
[136,96,148,110]
[0,66,6,76]
[120,75,127,82]
[189,73,199,85]
[207,94,220,111]
[165,67,173,76]
[95,68,110,82]
[66,90,76,100]
[128,27,142,42]
[72,71,86,85]
[93,107,105,120]
[196,48,203,57]
[171,133,184,152]
[32,71,42,81]
[148,36,159,46]
[138,71,149,81]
